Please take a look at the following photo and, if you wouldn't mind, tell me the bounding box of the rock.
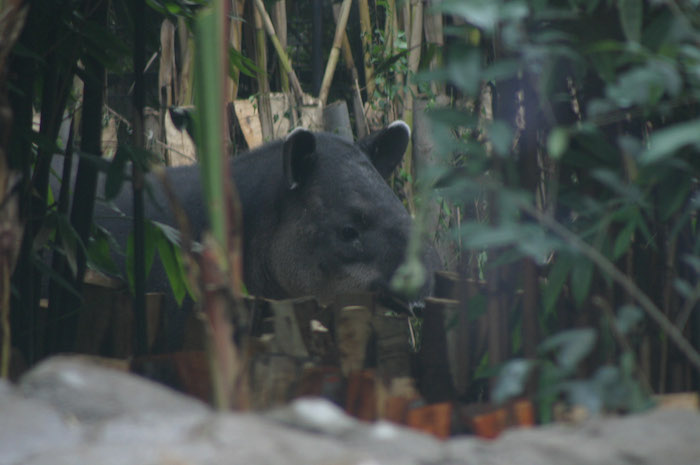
[446,409,700,465]
[266,397,359,435]
[2,356,699,465]
[267,398,445,464]
[343,420,445,465]
[0,379,82,465]
[19,355,209,423]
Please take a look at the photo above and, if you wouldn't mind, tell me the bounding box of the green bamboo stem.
[253,0,303,99]
[401,0,423,214]
[228,0,245,101]
[318,0,352,106]
[358,0,375,100]
[253,6,273,140]
[518,201,700,375]
[272,0,289,94]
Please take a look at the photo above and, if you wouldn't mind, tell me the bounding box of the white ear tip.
[286,127,310,139]
[388,120,410,138]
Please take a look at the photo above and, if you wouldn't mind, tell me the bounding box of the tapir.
[95,121,438,337]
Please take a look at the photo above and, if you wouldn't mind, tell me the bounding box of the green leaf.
[591,169,644,204]
[151,221,199,301]
[640,118,700,164]
[613,216,637,260]
[151,221,183,248]
[571,256,594,307]
[229,47,262,79]
[618,0,642,43]
[57,215,79,278]
[440,0,501,32]
[657,174,691,221]
[73,12,130,72]
[446,49,482,96]
[615,305,643,335]
[539,328,597,373]
[156,231,187,305]
[547,127,570,159]
[373,48,411,75]
[536,361,565,423]
[493,359,534,404]
[126,222,157,293]
[564,378,605,414]
[489,120,513,157]
[606,65,675,109]
[543,252,574,315]
[673,278,694,299]
[33,255,83,299]
[482,59,520,81]
[87,226,120,276]
[460,223,521,249]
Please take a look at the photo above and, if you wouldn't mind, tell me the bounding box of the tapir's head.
[265,121,438,305]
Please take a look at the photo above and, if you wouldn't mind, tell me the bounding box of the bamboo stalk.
[423,0,445,95]
[272,0,289,93]
[383,0,395,58]
[358,0,375,100]
[60,0,107,353]
[193,0,248,410]
[253,6,273,140]
[227,0,245,101]
[132,0,148,356]
[0,2,26,370]
[176,18,193,105]
[159,19,176,108]
[518,201,700,375]
[318,0,352,106]
[401,0,423,214]
[252,0,304,100]
[332,2,368,137]
[1,262,8,377]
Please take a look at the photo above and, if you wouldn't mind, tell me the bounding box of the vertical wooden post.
[318,0,352,106]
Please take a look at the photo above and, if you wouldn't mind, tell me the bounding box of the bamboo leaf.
[640,118,700,164]
[618,0,643,43]
[540,328,597,372]
[229,47,261,79]
[615,305,643,335]
[156,229,187,305]
[547,127,570,159]
[571,256,594,307]
[126,223,157,293]
[543,252,574,315]
[493,359,534,404]
[57,214,80,278]
[613,217,637,260]
[87,226,120,276]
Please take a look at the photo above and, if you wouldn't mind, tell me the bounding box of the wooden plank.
[419,298,457,402]
[346,369,377,421]
[250,353,301,409]
[406,402,452,439]
[268,299,309,358]
[373,312,412,380]
[334,293,374,376]
[296,365,344,404]
[131,351,210,403]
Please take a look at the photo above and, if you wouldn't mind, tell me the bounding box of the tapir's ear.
[357,120,410,179]
[283,128,317,190]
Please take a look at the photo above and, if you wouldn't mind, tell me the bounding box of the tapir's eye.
[340,225,359,242]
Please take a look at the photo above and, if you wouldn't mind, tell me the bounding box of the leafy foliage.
[426,0,700,413]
